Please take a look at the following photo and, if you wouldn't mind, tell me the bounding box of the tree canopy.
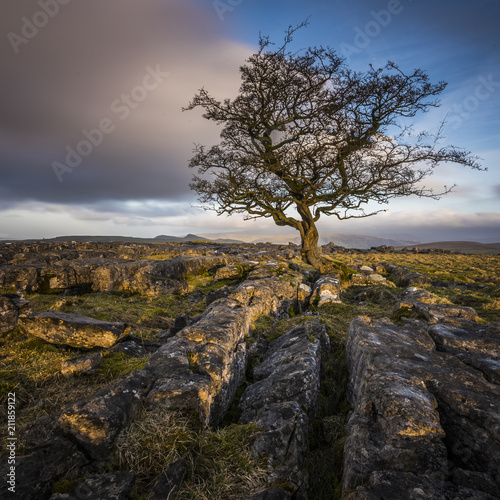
[185,24,481,272]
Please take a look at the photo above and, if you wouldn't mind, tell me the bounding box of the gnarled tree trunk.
[297,204,334,274]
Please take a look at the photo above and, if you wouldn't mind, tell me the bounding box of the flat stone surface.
[21,311,129,349]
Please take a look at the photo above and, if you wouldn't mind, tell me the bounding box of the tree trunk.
[301,224,323,269]
[297,204,333,274]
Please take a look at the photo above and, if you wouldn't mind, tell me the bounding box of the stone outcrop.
[20,311,129,349]
[310,274,341,306]
[394,287,479,323]
[146,265,306,426]
[343,316,500,499]
[239,320,330,498]
[0,254,233,295]
[58,369,156,459]
[0,293,31,333]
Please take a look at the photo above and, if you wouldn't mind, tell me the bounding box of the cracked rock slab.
[239,320,329,499]
[343,316,500,499]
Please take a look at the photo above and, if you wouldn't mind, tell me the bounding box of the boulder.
[21,311,129,349]
[57,369,155,459]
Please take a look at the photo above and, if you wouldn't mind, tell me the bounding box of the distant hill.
[246,233,420,249]
[154,234,243,244]
[2,234,244,244]
[407,241,500,255]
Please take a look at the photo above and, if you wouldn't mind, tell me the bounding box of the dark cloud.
[0,0,250,208]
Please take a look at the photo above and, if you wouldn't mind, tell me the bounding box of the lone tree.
[185,24,480,273]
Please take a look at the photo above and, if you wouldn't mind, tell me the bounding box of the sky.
[1,0,499,243]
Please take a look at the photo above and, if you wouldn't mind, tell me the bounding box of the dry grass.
[115,407,267,499]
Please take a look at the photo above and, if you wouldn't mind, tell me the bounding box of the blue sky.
[1,0,499,242]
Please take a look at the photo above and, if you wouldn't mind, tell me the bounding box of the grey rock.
[214,264,242,280]
[240,321,328,420]
[394,287,479,324]
[20,311,128,349]
[343,316,500,499]
[429,321,500,384]
[238,321,328,498]
[205,285,232,306]
[171,312,196,334]
[350,273,389,286]
[241,402,309,499]
[0,438,88,500]
[72,472,135,500]
[0,293,31,333]
[147,459,186,499]
[111,340,147,358]
[58,369,155,459]
[311,274,341,306]
[61,352,103,376]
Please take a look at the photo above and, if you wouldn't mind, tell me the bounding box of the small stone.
[61,352,102,376]
[359,265,374,274]
[111,340,147,358]
[147,459,186,500]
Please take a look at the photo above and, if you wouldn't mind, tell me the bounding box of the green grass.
[28,291,206,340]
[332,252,500,324]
